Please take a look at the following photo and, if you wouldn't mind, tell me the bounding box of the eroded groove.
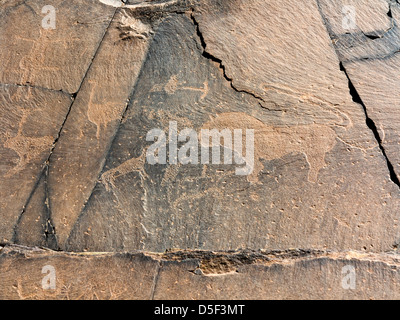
[160,249,326,275]
[47,8,118,167]
[124,0,194,11]
[43,9,119,247]
[4,244,400,271]
[11,168,46,245]
[339,62,400,189]
[150,261,163,300]
[316,0,400,189]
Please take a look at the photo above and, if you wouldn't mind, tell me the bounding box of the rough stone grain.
[2,0,400,300]
[1,245,400,300]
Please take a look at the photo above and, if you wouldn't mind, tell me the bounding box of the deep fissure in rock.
[339,62,400,188]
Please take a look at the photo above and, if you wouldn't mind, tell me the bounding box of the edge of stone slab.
[2,244,400,275]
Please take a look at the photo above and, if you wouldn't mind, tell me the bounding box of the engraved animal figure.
[101,112,338,190]
[16,29,79,86]
[201,112,338,183]
[101,151,148,191]
[151,75,209,100]
[87,80,124,141]
[164,75,209,99]
[3,111,53,177]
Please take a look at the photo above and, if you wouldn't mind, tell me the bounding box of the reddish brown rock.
[0,0,115,93]
[1,0,400,300]
[1,245,400,300]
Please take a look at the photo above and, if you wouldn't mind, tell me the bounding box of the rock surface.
[1,244,400,300]
[1,0,400,299]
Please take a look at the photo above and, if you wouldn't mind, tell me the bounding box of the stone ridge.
[1,244,400,299]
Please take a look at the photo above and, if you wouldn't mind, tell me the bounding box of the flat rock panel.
[44,9,152,249]
[64,9,400,253]
[0,0,115,93]
[1,0,400,300]
[319,0,400,183]
[0,245,159,300]
[0,85,72,243]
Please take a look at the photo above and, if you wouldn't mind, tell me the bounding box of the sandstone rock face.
[1,0,400,299]
[1,245,400,300]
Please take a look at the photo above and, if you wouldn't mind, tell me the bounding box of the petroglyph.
[164,75,179,94]
[201,112,338,183]
[16,29,79,86]
[152,75,209,100]
[101,111,337,191]
[87,80,124,141]
[101,151,148,191]
[3,110,53,177]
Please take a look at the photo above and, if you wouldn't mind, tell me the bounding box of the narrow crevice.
[150,261,163,300]
[64,14,157,247]
[11,9,119,250]
[10,168,46,245]
[388,4,393,19]
[316,0,400,189]
[315,0,336,41]
[46,8,118,165]
[43,164,59,250]
[339,62,400,188]
[190,13,265,102]
[0,83,72,97]
[317,0,399,62]
[40,10,118,249]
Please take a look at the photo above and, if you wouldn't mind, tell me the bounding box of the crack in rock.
[339,62,400,189]
[190,13,265,102]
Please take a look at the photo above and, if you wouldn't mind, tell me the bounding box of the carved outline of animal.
[101,110,340,190]
[101,151,148,191]
[3,111,53,177]
[87,80,125,141]
[201,112,338,184]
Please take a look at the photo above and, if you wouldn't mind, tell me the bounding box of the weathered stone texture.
[1,0,400,299]
[1,245,400,300]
